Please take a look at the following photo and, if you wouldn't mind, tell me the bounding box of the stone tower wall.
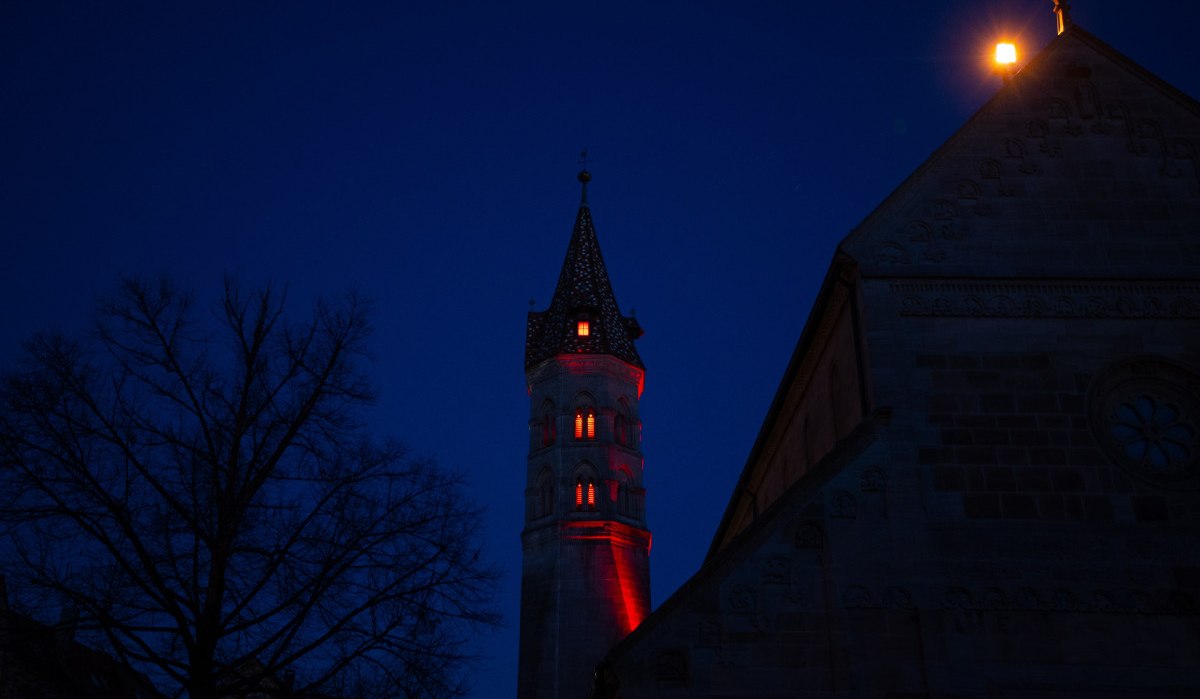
[518,354,650,699]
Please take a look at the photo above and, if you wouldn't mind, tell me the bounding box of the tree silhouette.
[0,277,497,699]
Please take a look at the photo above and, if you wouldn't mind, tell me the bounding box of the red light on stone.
[560,521,651,635]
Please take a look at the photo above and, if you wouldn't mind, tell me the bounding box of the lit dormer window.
[577,320,590,336]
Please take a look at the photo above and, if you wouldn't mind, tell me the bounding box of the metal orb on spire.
[577,149,591,205]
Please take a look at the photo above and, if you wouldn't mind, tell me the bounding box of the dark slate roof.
[525,188,644,371]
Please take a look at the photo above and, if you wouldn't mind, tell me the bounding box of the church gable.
[592,19,1200,699]
[841,26,1200,281]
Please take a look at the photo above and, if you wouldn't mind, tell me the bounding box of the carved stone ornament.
[860,466,888,492]
[843,585,873,609]
[794,521,825,549]
[763,555,791,585]
[831,489,857,518]
[883,586,915,609]
[728,583,757,612]
[1087,357,1200,491]
[697,618,721,646]
[656,650,688,682]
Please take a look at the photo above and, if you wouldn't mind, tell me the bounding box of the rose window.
[1088,358,1200,491]
[1110,395,1194,471]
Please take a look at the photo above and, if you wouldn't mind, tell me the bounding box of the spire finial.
[1053,0,1072,35]
[577,149,591,206]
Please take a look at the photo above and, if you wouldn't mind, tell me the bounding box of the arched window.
[575,407,596,440]
[615,467,634,518]
[615,398,632,447]
[538,471,554,518]
[540,399,556,447]
[574,477,597,511]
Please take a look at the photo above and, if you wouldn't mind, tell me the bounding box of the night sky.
[3,2,1199,697]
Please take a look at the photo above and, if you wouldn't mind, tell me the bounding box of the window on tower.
[541,400,556,447]
[577,320,590,336]
[615,398,632,447]
[575,407,596,440]
[613,467,638,518]
[574,477,596,511]
[536,469,554,519]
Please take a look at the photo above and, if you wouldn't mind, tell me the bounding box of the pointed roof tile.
[526,175,644,371]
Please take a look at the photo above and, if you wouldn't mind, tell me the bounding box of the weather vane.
[577,149,592,205]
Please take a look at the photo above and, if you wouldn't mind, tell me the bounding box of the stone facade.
[592,25,1200,699]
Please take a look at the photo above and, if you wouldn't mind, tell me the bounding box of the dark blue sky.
[3,2,1198,697]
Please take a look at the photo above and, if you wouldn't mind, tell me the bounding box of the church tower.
[518,170,652,699]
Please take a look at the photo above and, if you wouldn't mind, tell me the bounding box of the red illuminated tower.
[518,170,651,699]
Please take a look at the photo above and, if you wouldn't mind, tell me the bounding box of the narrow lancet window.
[575,407,595,440]
[541,400,556,447]
[575,477,596,511]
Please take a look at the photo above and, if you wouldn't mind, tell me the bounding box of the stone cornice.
[886,278,1200,318]
[526,354,645,396]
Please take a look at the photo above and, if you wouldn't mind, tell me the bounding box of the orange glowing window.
[575,408,595,440]
[575,477,596,511]
[577,320,590,336]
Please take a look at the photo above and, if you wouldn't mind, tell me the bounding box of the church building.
[521,7,1199,699]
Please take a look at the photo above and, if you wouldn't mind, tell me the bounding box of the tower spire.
[524,168,644,371]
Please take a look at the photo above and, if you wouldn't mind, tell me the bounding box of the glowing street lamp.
[995,42,1017,66]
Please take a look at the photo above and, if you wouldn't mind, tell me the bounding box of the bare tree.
[0,277,498,699]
